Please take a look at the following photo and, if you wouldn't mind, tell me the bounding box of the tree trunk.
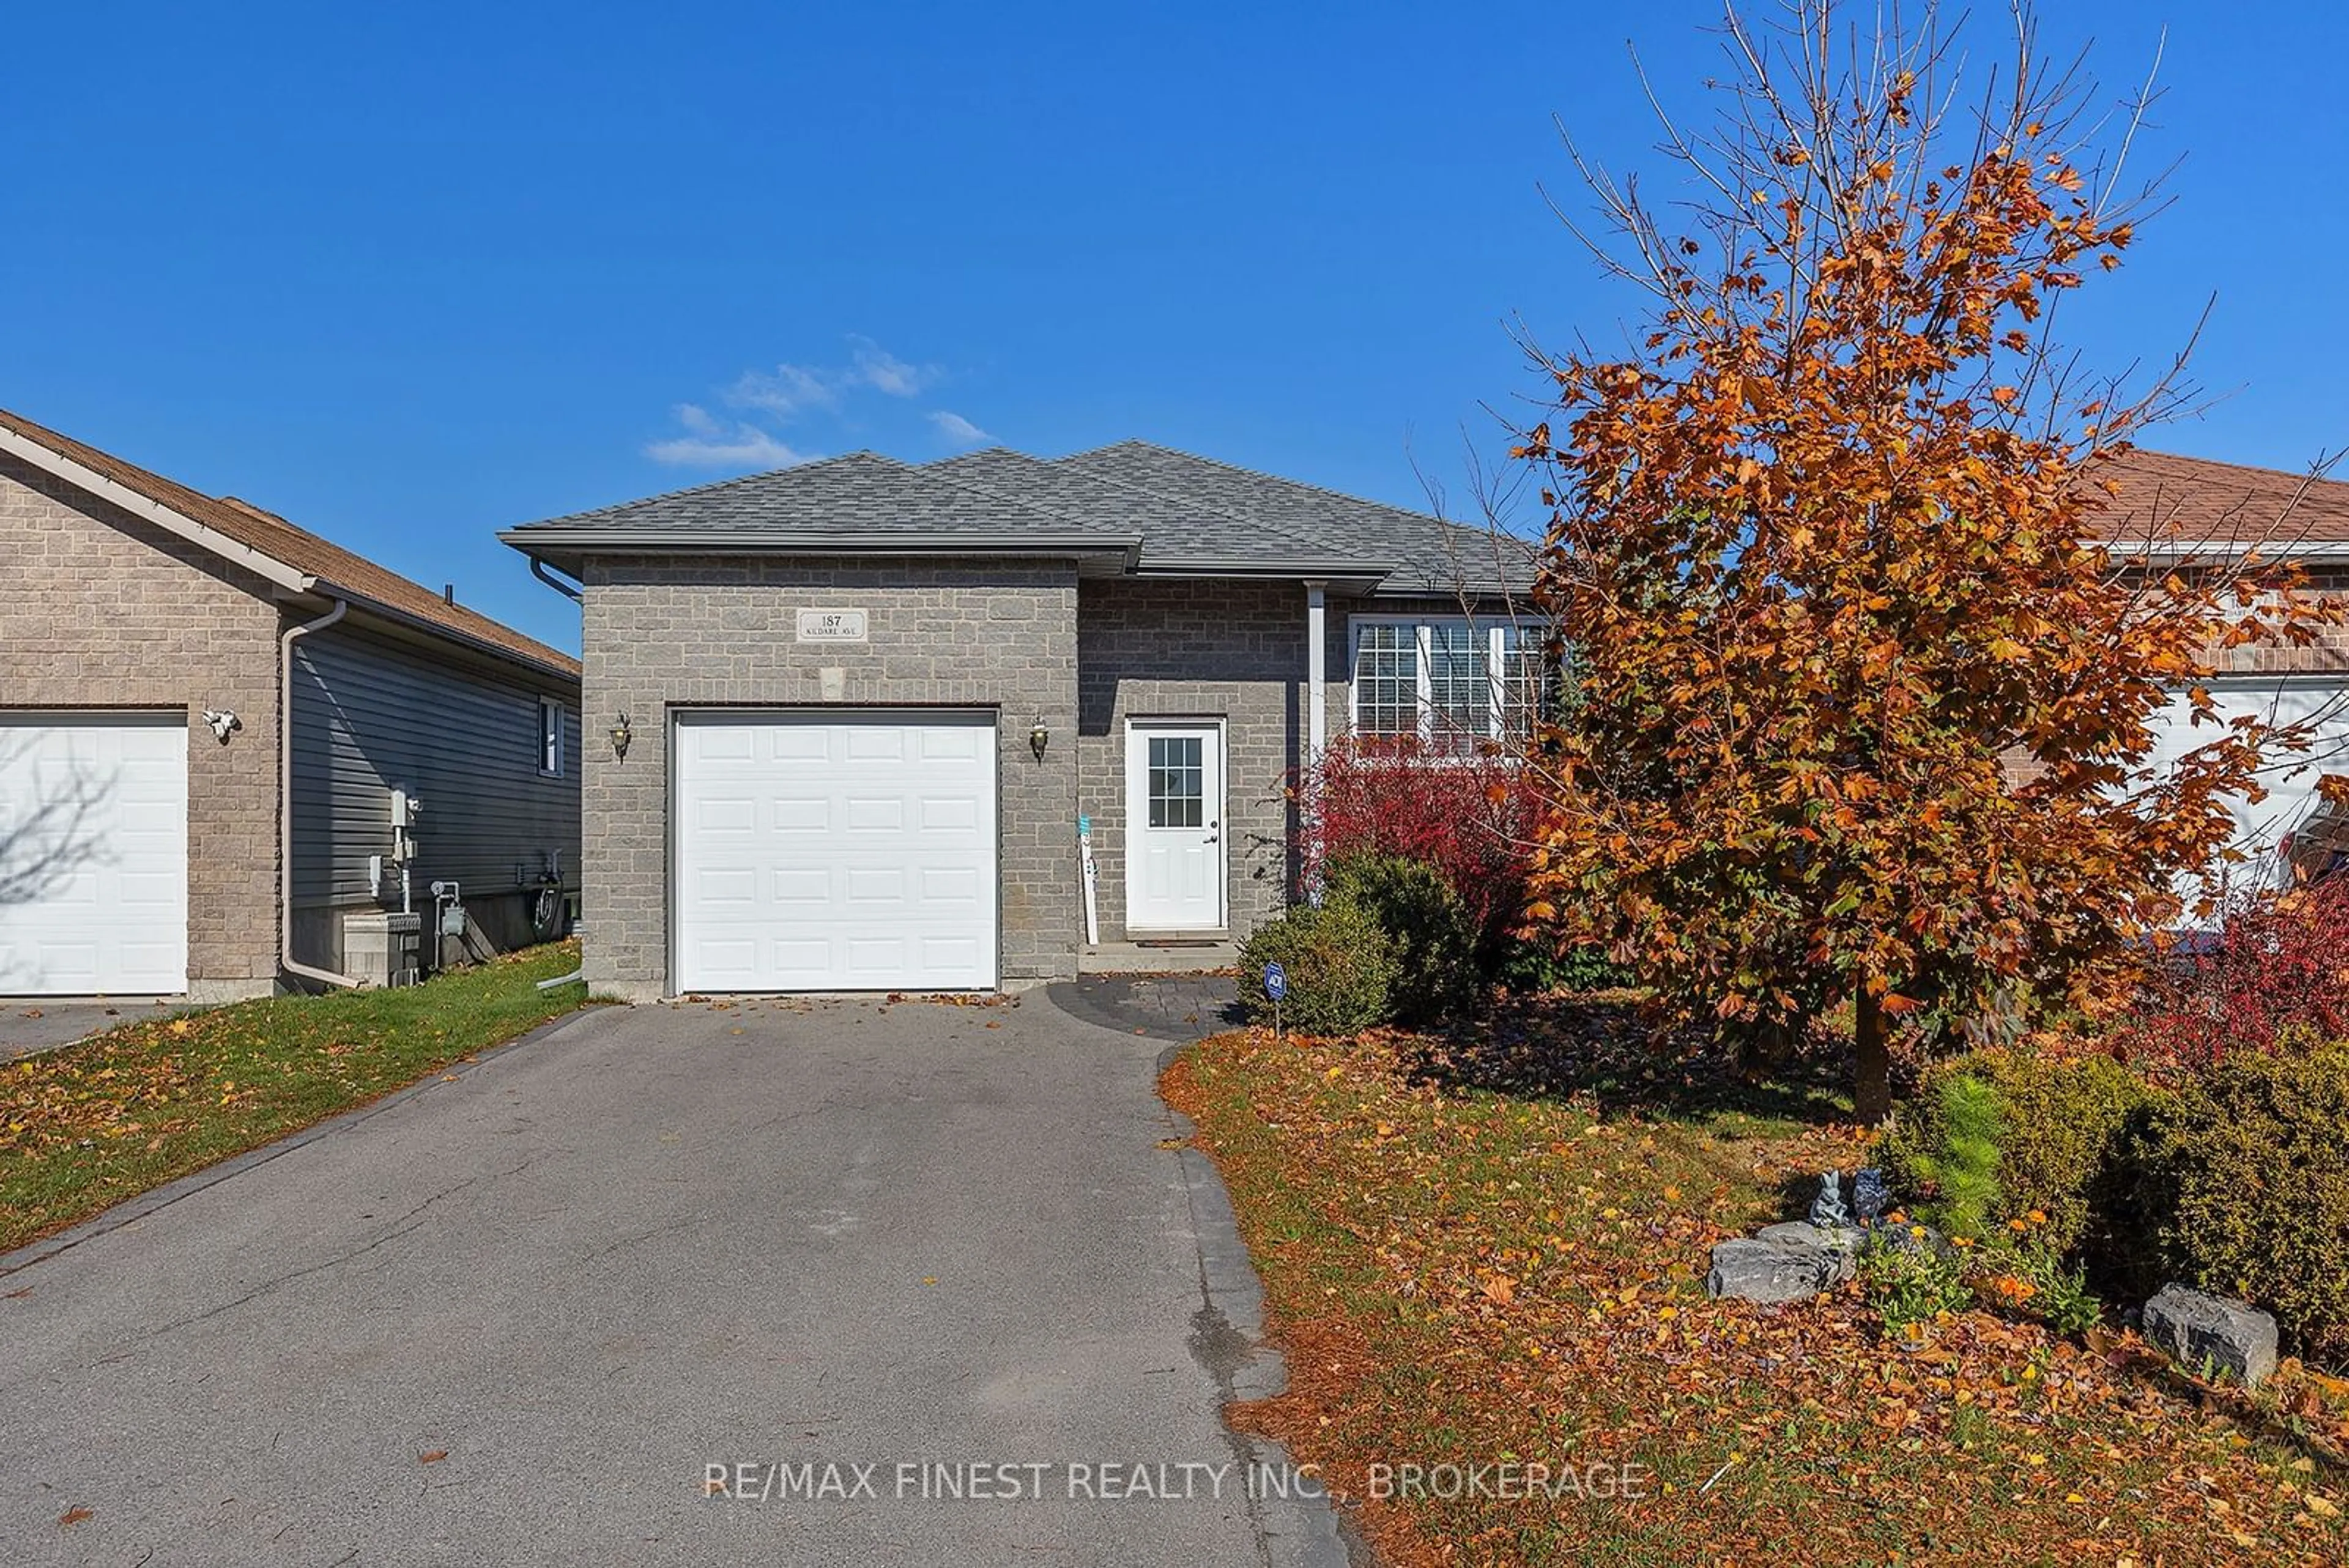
[1854,987,1892,1125]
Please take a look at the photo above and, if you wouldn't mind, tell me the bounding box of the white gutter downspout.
[522,550,588,994]
[1305,580,1328,904]
[281,596,363,990]
[1305,581,1328,759]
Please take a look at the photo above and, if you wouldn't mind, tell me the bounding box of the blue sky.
[4,2,2341,655]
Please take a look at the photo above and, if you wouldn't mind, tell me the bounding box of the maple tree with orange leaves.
[1511,0,2343,1120]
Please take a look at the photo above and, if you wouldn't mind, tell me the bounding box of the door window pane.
[1147,735,1203,828]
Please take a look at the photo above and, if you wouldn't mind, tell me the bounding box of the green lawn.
[1164,1002,2349,1567]
[1,940,586,1254]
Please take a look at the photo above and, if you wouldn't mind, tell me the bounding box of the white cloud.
[927,410,991,448]
[644,403,811,469]
[645,338,962,470]
[845,334,938,398]
[726,363,837,419]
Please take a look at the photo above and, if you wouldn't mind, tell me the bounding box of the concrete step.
[1078,940,1239,975]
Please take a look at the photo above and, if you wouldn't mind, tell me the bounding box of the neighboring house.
[501,442,1534,999]
[2093,450,2349,855]
[0,409,581,1000]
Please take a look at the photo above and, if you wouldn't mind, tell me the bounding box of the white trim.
[1488,622,1508,743]
[2102,539,2349,562]
[1305,582,1327,759]
[0,423,313,594]
[1413,623,1436,740]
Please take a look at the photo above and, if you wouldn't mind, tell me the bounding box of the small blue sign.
[1263,960,1288,1003]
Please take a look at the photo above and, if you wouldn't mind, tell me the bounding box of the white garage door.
[673,710,998,992]
[0,714,188,995]
[2148,677,2349,899]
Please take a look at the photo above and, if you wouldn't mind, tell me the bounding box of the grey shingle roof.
[1054,440,1534,594]
[927,447,1394,575]
[502,450,1129,549]
[502,439,1534,595]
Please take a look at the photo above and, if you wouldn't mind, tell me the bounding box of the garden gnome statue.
[1809,1170,1851,1228]
[1852,1167,1890,1225]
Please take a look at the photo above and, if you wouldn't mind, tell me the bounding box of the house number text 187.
[796,608,869,644]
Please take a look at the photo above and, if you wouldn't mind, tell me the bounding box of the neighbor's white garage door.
[0,714,188,995]
[2148,677,2349,893]
[673,710,997,991]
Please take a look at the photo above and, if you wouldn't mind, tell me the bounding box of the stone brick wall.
[576,562,1534,989]
[1994,570,2349,786]
[579,555,1080,996]
[0,454,283,998]
[1075,585,1524,943]
[1077,578,1306,940]
[2210,569,2349,676]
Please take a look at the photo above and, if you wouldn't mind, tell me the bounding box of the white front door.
[0,713,188,995]
[672,710,998,992]
[1124,722,1225,932]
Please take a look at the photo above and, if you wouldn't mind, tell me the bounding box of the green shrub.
[1323,854,1478,1025]
[1883,1050,2163,1264]
[1882,1070,2004,1244]
[1494,934,1633,994]
[1861,1235,1973,1334]
[1238,896,1400,1037]
[2018,1249,2103,1337]
[1997,1053,2165,1269]
[2140,1045,2349,1367]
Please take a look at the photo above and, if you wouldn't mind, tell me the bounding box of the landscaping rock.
[1706,1238,1847,1302]
[1864,1221,1948,1258]
[1758,1220,1864,1257]
[2142,1284,2279,1389]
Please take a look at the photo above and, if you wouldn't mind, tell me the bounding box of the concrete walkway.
[1045,972,1245,1044]
[0,991,1344,1567]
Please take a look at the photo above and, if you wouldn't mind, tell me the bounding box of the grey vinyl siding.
[289,624,580,934]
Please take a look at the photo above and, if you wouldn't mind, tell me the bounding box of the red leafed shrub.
[1297,736,1538,953]
[2115,875,2349,1072]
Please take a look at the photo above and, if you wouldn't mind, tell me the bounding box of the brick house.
[501,442,1532,999]
[0,409,581,999]
[500,438,2349,1000]
[2094,449,2349,859]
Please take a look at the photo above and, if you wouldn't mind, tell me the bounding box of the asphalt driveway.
[2,998,189,1063]
[1,990,1342,1567]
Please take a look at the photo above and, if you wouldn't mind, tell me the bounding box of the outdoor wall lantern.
[1030,719,1050,762]
[201,708,242,745]
[610,712,633,760]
